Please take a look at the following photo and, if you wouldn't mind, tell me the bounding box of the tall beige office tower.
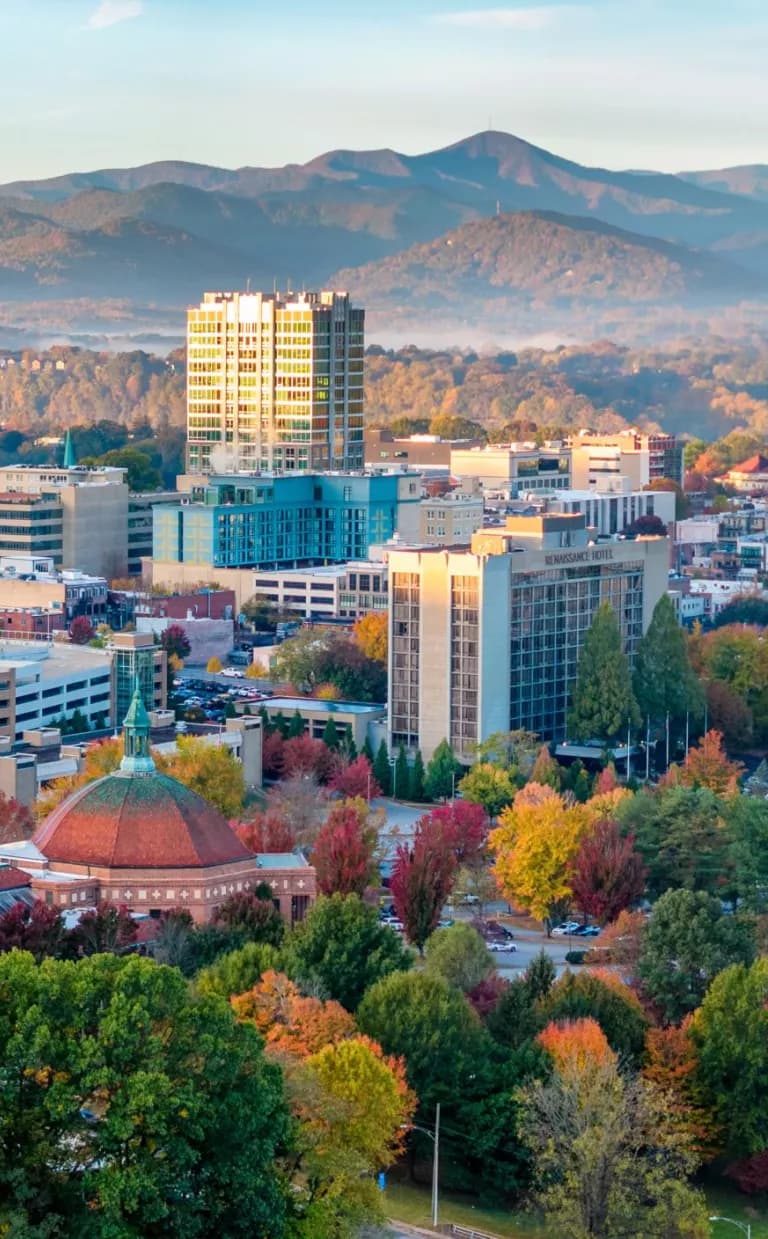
[186,290,364,475]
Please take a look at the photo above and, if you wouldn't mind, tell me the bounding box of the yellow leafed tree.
[489,784,589,924]
[353,611,388,663]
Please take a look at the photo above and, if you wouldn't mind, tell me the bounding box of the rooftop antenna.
[246,276,251,293]
[273,277,277,295]
[496,200,501,216]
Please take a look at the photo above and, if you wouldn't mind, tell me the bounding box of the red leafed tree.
[0,792,34,845]
[329,754,381,801]
[0,900,67,961]
[391,833,457,952]
[468,972,509,1020]
[570,818,646,924]
[594,763,619,795]
[282,734,334,783]
[417,801,488,867]
[70,902,137,956]
[236,808,296,853]
[262,731,286,779]
[538,1017,616,1074]
[69,615,95,645]
[313,798,379,897]
[677,729,744,797]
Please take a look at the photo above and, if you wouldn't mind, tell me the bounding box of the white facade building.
[0,641,112,741]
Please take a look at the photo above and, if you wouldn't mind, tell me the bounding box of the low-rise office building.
[388,514,668,761]
[528,479,676,537]
[0,641,113,741]
[250,560,388,620]
[569,431,683,489]
[419,491,485,545]
[450,444,571,496]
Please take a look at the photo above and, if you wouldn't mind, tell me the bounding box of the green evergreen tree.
[409,749,427,801]
[373,738,391,796]
[425,738,462,802]
[322,716,341,749]
[394,744,410,801]
[288,709,305,738]
[224,700,237,719]
[361,735,374,765]
[272,710,289,738]
[633,593,703,728]
[259,705,272,734]
[568,602,641,743]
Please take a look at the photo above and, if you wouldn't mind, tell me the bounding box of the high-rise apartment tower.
[186,290,364,475]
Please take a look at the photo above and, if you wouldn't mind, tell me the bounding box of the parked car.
[551,921,581,936]
[487,940,517,953]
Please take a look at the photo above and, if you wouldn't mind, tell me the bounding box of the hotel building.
[387,514,668,761]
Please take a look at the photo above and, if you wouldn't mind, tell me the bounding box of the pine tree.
[259,705,272,734]
[633,593,703,728]
[425,739,462,802]
[322,717,340,750]
[373,738,392,796]
[409,749,427,801]
[288,710,305,739]
[568,602,640,743]
[394,744,410,801]
[273,710,289,738]
[361,735,374,765]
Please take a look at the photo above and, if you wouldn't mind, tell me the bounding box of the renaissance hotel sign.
[543,547,615,567]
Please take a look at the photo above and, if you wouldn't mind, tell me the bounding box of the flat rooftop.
[0,641,111,681]
[267,696,384,715]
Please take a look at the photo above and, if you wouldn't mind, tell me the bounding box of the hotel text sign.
[544,548,615,567]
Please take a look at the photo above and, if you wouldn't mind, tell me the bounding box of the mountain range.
[1,131,767,342]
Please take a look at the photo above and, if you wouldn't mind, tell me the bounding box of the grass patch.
[383,1179,545,1237]
[706,1182,768,1238]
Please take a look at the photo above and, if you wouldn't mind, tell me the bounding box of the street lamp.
[709,1217,751,1238]
[402,1103,441,1227]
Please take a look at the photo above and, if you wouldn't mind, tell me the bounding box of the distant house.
[718,455,768,493]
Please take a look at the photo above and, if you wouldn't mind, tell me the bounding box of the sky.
[1,0,766,182]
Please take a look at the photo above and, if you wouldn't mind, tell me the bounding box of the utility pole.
[431,1102,441,1229]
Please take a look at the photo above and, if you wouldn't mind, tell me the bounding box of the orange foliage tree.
[353,611,388,663]
[675,729,744,797]
[231,969,355,1057]
[643,1017,721,1161]
[537,1017,616,1074]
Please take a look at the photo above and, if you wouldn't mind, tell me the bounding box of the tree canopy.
[568,602,640,742]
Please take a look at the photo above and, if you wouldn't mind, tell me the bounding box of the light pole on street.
[402,1103,441,1227]
[709,1217,751,1239]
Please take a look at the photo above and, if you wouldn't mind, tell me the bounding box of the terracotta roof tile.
[33,773,253,870]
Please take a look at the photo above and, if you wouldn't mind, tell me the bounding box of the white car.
[487,940,517,953]
[551,921,581,936]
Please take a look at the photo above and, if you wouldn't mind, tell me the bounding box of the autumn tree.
[529,744,561,789]
[570,818,646,924]
[540,970,649,1063]
[312,797,379,897]
[568,602,640,742]
[267,774,327,850]
[68,614,95,645]
[155,735,246,817]
[195,942,281,1000]
[328,753,381,800]
[490,786,587,928]
[353,610,388,662]
[675,729,744,797]
[591,908,645,974]
[281,734,334,783]
[391,834,455,951]
[160,622,191,661]
[538,1016,616,1072]
[521,1054,708,1239]
[232,969,356,1056]
[0,900,67,961]
[70,902,137,956]
[236,807,296,853]
[206,655,223,673]
[0,792,34,845]
[643,1018,721,1161]
[419,800,488,868]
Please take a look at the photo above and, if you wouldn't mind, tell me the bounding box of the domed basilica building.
[0,686,314,924]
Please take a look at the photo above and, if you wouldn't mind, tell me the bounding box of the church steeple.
[62,429,76,469]
[120,679,156,776]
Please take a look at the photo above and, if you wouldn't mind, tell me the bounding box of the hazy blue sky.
[2,0,766,180]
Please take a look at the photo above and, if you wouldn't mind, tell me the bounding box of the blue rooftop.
[267,697,384,715]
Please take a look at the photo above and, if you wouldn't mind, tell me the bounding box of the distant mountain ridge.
[1,130,768,340]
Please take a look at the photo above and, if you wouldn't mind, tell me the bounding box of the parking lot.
[174,669,271,725]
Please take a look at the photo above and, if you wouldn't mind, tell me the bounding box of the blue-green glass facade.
[153,473,420,569]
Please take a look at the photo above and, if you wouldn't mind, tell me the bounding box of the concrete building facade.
[388,515,668,761]
[186,290,364,475]
[450,444,571,496]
